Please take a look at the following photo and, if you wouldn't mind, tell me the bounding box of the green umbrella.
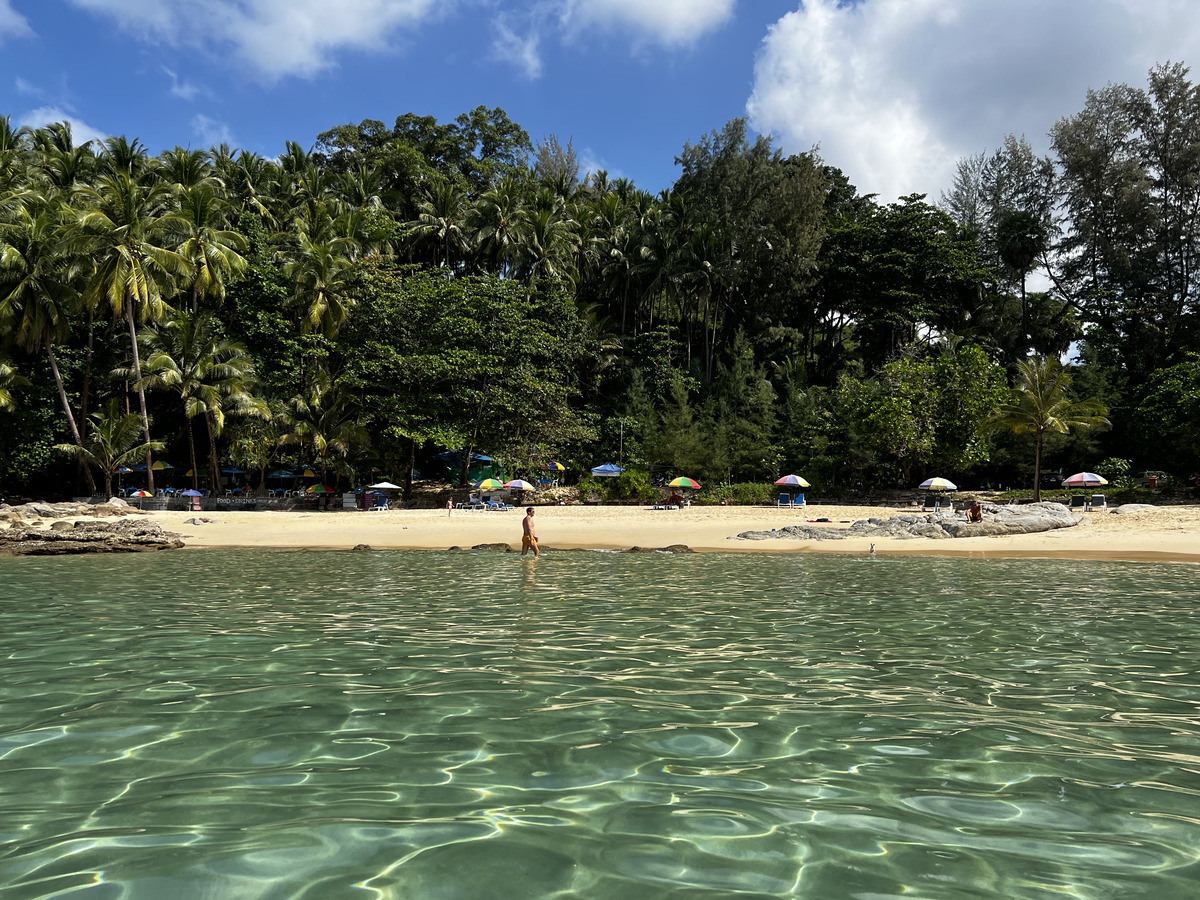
[475,478,506,491]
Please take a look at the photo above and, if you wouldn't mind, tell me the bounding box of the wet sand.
[143,502,1200,563]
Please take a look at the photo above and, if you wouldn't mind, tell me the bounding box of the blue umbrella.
[181,489,203,497]
[221,466,247,475]
[590,462,624,478]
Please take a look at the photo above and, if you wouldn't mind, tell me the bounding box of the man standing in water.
[522,507,539,557]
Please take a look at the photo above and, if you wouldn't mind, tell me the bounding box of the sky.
[3,0,1200,202]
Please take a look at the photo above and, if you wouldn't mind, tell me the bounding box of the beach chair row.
[776,493,806,507]
[1068,494,1108,511]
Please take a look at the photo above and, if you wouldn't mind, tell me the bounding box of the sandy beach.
[141,502,1200,563]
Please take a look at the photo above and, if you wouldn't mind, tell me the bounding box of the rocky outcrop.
[0,499,138,526]
[0,516,183,556]
[735,502,1080,543]
[1109,504,1157,515]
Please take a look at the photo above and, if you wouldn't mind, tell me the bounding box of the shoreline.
[138,503,1200,564]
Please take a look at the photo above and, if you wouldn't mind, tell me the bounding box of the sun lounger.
[794,492,806,508]
[1068,495,1086,510]
[1088,493,1107,511]
[777,493,791,507]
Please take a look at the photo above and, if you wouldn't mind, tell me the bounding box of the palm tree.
[69,172,190,492]
[0,356,29,412]
[471,175,528,276]
[175,186,249,311]
[281,370,368,487]
[0,201,97,492]
[132,311,264,493]
[55,399,165,498]
[407,181,470,270]
[159,146,217,191]
[283,233,356,336]
[990,356,1109,500]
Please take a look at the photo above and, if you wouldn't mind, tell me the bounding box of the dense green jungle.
[2,63,1199,503]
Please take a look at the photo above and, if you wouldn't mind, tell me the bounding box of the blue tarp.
[591,463,625,477]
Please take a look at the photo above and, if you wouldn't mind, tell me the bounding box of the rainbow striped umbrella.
[475,478,506,491]
[668,476,702,489]
[774,474,811,487]
[504,479,535,490]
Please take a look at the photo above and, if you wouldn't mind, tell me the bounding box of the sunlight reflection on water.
[1,550,1200,898]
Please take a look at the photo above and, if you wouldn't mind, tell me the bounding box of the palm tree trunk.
[187,415,200,491]
[1033,428,1044,502]
[80,309,94,435]
[404,437,417,501]
[45,337,96,494]
[126,304,155,493]
[205,412,222,495]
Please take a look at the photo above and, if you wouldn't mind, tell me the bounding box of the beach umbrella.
[475,478,506,491]
[306,484,335,493]
[543,462,566,471]
[504,479,535,490]
[1063,472,1108,488]
[668,476,702,489]
[590,462,624,478]
[185,468,210,478]
[367,481,402,490]
[131,461,174,472]
[221,466,247,475]
[301,469,317,478]
[181,489,202,497]
[774,474,811,487]
[266,469,295,479]
[129,489,153,497]
[918,477,957,492]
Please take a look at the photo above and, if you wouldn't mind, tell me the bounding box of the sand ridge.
[141,503,1200,563]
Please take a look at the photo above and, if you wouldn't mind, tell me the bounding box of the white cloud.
[163,66,206,101]
[578,148,621,181]
[192,114,235,147]
[66,0,442,80]
[748,0,1200,202]
[491,19,542,79]
[0,0,32,42]
[559,0,735,45]
[17,106,109,146]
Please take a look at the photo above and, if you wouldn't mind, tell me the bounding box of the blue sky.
[4,1,1200,200]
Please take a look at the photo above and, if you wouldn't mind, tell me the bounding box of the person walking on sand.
[447,498,453,517]
[522,506,540,557]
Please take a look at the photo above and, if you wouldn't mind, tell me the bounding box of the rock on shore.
[736,502,1080,543]
[0,501,183,556]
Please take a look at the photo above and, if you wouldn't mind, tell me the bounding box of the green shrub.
[577,469,656,503]
[698,482,774,506]
[614,469,657,502]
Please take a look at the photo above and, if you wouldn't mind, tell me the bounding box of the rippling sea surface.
[3,551,1200,899]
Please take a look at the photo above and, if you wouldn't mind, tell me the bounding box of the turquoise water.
[2,551,1200,899]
